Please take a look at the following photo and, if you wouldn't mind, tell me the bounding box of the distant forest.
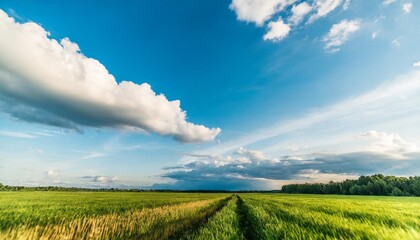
[0,183,232,193]
[281,174,420,196]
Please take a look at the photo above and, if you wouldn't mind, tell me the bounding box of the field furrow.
[181,195,244,240]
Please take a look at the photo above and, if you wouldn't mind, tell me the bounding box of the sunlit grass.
[0,192,228,232]
[240,194,420,240]
[0,192,419,239]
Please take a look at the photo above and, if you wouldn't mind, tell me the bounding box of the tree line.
[0,184,237,193]
[281,174,420,196]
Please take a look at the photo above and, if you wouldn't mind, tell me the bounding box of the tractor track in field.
[236,195,255,240]
[169,196,233,240]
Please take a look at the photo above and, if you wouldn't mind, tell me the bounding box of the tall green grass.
[240,194,420,239]
[2,197,230,240]
[0,192,227,232]
[0,192,419,239]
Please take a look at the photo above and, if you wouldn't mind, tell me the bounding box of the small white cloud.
[392,37,401,47]
[81,175,119,184]
[383,0,396,5]
[372,31,379,39]
[263,18,291,42]
[413,61,420,68]
[323,19,361,52]
[289,2,312,25]
[236,146,268,161]
[81,152,106,160]
[229,0,297,26]
[47,169,58,177]
[308,0,343,23]
[343,0,350,10]
[403,2,413,14]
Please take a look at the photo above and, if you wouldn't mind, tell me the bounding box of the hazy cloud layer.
[160,147,420,190]
[0,10,220,143]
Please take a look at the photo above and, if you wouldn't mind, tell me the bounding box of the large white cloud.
[323,19,360,51]
[0,10,220,143]
[229,0,296,26]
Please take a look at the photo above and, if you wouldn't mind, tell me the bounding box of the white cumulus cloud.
[0,10,220,143]
[229,0,296,26]
[323,19,360,52]
[289,2,312,25]
[413,61,420,68]
[263,18,291,41]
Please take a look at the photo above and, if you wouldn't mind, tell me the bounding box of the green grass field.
[0,192,419,239]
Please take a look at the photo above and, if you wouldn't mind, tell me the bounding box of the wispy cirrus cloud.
[383,0,396,5]
[308,0,343,23]
[0,130,36,139]
[191,69,420,160]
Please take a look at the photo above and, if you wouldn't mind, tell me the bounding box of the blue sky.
[0,0,419,190]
